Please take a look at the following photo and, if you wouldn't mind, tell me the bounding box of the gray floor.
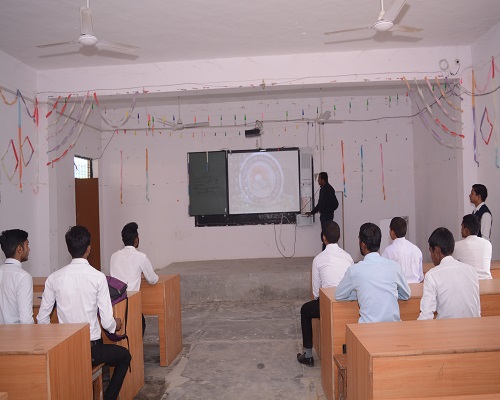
[134,300,325,399]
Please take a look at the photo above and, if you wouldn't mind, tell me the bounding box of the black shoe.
[297,352,314,367]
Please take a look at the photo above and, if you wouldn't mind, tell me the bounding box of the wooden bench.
[425,260,500,277]
[319,279,500,400]
[92,363,104,400]
[346,317,500,399]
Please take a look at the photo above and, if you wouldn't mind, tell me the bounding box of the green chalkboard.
[188,151,228,216]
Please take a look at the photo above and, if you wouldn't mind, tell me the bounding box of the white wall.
[470,21,500,258]
[2,36,497,275]
[0,50,47,275]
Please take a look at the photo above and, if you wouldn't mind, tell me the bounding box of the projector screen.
[227,149,301,214]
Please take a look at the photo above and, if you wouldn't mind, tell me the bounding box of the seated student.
[418,227,480,320]
[37,226,131,400]
[453,214,492,280]
[110,222,159,336]
[0,229,34,324]
[335,223,411,323]
[381,217,423,283]
[297,221,353,367]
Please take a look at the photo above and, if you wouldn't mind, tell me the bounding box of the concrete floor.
[134,300,325,399]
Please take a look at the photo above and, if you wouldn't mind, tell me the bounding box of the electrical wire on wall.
[274,214,297,258]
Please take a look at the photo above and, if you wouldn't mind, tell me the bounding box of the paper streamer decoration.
[95,91,138,129]
[1,139,19,182]
[18,97,23,191]
[472,70,479,166]
[341,140,346,197]
[360,145,364,203]
[480,108,493,145]
[435,77,463,113]
[146,148,150,201]
[46,96,61,118]
[424,77,462,125]
[120,149,123,204]
[380,143,386,200]
[402,77,457,149]
[0,88,18,105]
[21,136,34,167]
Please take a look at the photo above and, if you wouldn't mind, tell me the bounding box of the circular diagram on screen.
[239,153,284,204]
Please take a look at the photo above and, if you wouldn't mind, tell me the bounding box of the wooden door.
[75,178,101,270]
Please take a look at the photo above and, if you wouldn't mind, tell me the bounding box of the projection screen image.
[228,150,301,214]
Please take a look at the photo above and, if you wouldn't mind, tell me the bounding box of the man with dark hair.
[470,184,492,240]
[297,221,353,367]
[418,227,480,320]
[453,214,492,279]
[110,222,158,335]
[306,172,339,250]
[38,226,131,400]
[335,223,410,323]
[381,217,423,283]
[0,229,33,324]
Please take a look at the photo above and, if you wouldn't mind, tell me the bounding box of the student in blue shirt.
[335,222,411,323]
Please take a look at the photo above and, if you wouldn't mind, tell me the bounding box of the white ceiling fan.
[156,101,210,131]
[37,0,138,52]
[324,0,422,36]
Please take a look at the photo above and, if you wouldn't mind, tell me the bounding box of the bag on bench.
[104,276,129,345]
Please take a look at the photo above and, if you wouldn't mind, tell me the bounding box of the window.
[74,156,93,179]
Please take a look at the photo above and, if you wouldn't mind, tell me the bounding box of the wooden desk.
[103,291,144,400]
[32,292,58,323]
[0,393,7,400]
[140,274,182,366]
[346,317,500,399]
[319,279,500,400]
[32,277,47,292]
[0,323,92,400]
[425,260,500,277]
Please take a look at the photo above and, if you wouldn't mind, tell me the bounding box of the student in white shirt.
[381,217,423,283]
[110,222,159,336]
[453,214,492,280]
[297,221,353,367]
[418,227,480,321]
[37,226,131,400]
[0,229,33,324]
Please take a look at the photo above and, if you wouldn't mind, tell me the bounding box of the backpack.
[103,276,129,346]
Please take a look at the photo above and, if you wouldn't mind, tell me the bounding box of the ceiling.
[1,0,499,71]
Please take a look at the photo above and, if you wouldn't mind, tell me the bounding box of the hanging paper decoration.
[435,77,463,113]
[21,136,35,167]
[120,149,123,204]
[380,143,386,200]
[424,77,462,125]
[17,98,23,191]
[341,140,346,197]
[360,145,364,203]
[402,77,456,149]
[146,148,150,201]
[0,88,17,105]
[46,96,61,118]
[472,70,479,166]
[1,139,19,182]
[479,107,494,145]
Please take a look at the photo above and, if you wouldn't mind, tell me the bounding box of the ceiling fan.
[156,102,210,131]
[324,0,422,36]
[37,0,138,52]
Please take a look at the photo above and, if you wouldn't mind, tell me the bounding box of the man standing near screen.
[306,172,339,250]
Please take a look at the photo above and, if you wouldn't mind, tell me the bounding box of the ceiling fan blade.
[80,6,94,36]
[381,0,406,22]
[324,26,371,35]
[183,122,210,129]
[390,24,422,33]
[36,40,78,49]
[97,39,139,52]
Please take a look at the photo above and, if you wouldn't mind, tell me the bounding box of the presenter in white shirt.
[418,227,480,321]
[0,229,33,324]
[381,217,423,283]
[110,222,159,336]
[453,214,492,279]
[297,221,353,367]
[37,226,131,400]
